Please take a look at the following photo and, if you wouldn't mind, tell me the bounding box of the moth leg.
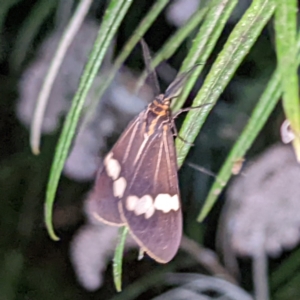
[177,135,194,146]
[172,104,204,119]
[172,102,213,120]
[171,119,194,146]
[138,248,145,261]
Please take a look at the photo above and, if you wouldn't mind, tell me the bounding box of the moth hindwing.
[87,93,182,263]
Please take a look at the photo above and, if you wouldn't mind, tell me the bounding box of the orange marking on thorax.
[147,97,171,136]
[153,99,169,109]
[149,99,169,116]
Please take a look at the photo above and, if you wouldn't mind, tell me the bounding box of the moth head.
[155,94,172,106]
[162,97,171,106]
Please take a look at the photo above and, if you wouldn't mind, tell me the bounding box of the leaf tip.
[47,224,60,241]
[45,205,60,241]
[115,283,122,292]
[197,211,206,222]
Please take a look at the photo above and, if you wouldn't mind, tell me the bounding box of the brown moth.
[87,41,197,263]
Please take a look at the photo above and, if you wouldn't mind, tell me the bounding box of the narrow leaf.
[44,0,133,240]
[176,0,275,169]
[113,226,129,292]
[274,0,300,161]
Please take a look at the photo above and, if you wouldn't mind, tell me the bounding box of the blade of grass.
[197,2,300,221]
[113,226,128,292]
[30,0,93,155]
[274,0,300,161]
[44,0,133,240]
[198,69,280,221]
[199,4,300,221]
[176,0,275,170]
[172,0,239,113]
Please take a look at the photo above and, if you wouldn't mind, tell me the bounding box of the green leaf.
[172,0,239,113]
[113,227,129,292]
[274,0,300,161]
[197,0,300,221]
[44,0,133,240]
[176,0,275,170]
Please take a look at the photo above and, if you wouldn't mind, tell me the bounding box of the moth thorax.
[150,96,170,115]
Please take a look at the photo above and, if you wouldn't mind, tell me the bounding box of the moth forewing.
[118,113,182,263]
[87,112,148,226]
[86,173,125,226]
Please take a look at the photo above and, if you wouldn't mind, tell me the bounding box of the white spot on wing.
[104,153,121,180]
[126,195,155,219]
[113,177,127,198]
[134,195,153,215]
[144,204,155,219]
[104,152,113,166]
[154,193,180,213]
[126,195,139,211]
[170,195,180,211]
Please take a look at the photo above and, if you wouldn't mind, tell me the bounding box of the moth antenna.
[188,162,226,186]
[140,39,160,96]
[165,64,202,99]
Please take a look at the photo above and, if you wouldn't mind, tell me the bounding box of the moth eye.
[104,153,121,180]
[113,177,127,198]
[154,194,180,213]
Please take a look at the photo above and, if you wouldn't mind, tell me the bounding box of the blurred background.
[0,0,299,299]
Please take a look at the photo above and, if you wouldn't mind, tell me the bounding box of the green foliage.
[113,227,128,292]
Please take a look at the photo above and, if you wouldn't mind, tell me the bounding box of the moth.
[87,42,195,263]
